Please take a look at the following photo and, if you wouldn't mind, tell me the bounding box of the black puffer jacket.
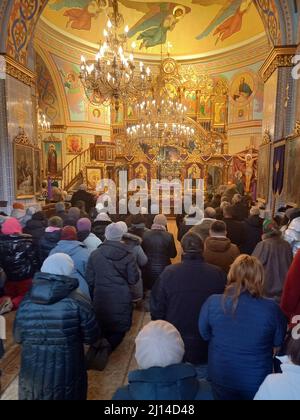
[14,273,99,401]
[39,230,62,264]
[86,241,139,333]
[0,234,39,281]
[23,213,48,245]
[92,220,111,242]
[241,215,264,255]
[142,229,177,290]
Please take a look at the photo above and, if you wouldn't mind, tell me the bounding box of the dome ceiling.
[41,0,265,59]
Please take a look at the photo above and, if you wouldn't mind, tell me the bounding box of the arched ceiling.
[40,0,266,60]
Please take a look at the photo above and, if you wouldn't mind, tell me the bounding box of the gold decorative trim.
[295,120,300,136]
[262,128,272,144]
[49,125,67,133]
[13,128,33,146]
[260,46,297,83]
[1,54,36,86]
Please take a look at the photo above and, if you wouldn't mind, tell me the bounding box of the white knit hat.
[116,221,128,234]
[41,253,74,277]
[135,321,185,370]
[105,222,124,241]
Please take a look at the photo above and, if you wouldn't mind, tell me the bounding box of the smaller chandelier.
[79,0,152,112]
[38,110,50,131]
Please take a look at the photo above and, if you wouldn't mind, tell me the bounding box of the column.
[0,54,36,209]
[260,46,298,211]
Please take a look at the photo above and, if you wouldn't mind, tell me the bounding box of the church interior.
[0,0,300,401]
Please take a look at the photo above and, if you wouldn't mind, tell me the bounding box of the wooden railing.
[62,147,91,191]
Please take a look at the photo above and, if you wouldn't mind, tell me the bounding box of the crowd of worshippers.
[0,185,300,400]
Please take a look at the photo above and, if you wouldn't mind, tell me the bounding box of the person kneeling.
[14,253,99,400]
[113,320,213,401]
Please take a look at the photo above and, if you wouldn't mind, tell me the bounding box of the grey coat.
[252,233,293,302]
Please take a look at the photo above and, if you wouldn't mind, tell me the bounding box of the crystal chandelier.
[38,110,51,131]
[127,69,196,146]
[79,0,152,112]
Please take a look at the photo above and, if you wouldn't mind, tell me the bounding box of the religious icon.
[14,144,35,199]
[48,144,58,176]
[188,164,201,180]
[86,167,103,191]
[231,72,256,104]
[66,135,83,154]
[236,151,257,193]
[43,139,63,178]
[135,164,148,180]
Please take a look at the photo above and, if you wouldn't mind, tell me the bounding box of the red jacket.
[281,250,300,322]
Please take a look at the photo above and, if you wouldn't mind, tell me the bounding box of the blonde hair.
[224,255,264,313]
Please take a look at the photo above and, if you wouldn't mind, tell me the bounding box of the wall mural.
[53,54,111,123]
[2,0,290,66]
[6,0,47,65]
[43,0,265,56]
[36,53,61,124]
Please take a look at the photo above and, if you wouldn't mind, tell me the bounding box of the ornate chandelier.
[127,66,196,145]
[79,0,152,112]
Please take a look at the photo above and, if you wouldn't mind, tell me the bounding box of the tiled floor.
[0,221,181,401]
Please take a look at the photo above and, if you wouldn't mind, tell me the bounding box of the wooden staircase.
[62,147,91,191]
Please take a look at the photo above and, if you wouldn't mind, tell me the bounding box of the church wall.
[4,74,38,208]
[218,62,264,153]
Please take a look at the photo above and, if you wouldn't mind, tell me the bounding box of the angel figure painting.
[46,0,265,54]
[119,1,191,49]
[194,0,253,44]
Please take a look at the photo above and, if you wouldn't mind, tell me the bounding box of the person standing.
[253,220,293,302]
[223,205,246,251]
[204,221,240,274]
[199,255,287,400]
[242,207,263,255]
[71,185,95,215]
[14,253,99,400]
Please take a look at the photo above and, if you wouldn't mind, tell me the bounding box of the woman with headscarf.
[14,253,99,400]
[113,321,212,400]
[0,218,39,309]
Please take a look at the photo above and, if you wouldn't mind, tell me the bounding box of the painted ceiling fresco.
[41,0,265,57]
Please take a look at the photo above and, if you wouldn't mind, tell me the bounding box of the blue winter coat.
[50,240,92,297]
[14,272,99,400]
[113,364,213,400]
[199,292,287,397]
